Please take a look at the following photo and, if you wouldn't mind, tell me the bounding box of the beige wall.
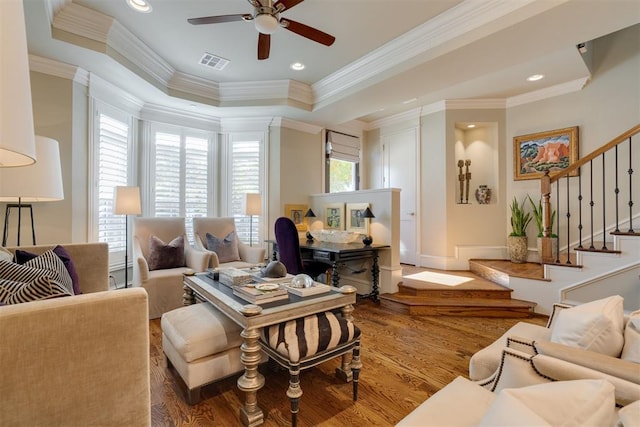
[506,24,640,249]
[1,72,78,246]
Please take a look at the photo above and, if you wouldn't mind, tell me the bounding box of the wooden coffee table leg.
[237,327,265,427]
[336,293,356,382]
[183,283,196,306]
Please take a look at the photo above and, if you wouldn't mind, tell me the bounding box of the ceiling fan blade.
[187,14,248,25]
[281,19,335,46]
[274,0,304,13]
[258,33,271,60]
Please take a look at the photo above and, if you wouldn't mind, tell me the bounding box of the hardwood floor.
[149,287,548,426]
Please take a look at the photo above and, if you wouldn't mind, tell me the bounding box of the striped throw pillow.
[0,250,74,304]
[262,311,361,363]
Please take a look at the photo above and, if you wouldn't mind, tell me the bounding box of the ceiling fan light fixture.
[254,13,278,34]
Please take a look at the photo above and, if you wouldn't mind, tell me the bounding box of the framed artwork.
[324,203,344,230]
[346,203,370,233]
[284,204,307,231]
[513,126,579,181]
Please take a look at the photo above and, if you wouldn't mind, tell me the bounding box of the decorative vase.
[507,235,528,263]
[537,237,558,264]
[475,185,491,204]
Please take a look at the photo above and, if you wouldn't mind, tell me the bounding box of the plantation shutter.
[230,139,261,242]
[184,136,209,241]
[154,132,181,217]
[97,113,129,254]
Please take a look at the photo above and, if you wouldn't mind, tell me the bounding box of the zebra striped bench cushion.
[262,311,361,363]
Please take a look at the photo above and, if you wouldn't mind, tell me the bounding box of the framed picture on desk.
[346,203,369,233]
[324,203,344,230]
[284,204,307,231]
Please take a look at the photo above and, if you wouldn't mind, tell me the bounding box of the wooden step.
[469,259,548,285]
[379,294,536,318]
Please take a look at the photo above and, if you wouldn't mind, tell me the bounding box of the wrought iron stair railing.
[539,124,640,264]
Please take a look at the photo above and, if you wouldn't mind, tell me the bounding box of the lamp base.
[362,235,373,246]
[306,231,314,241]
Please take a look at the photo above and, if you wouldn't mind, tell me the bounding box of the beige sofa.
[0,243,151,426]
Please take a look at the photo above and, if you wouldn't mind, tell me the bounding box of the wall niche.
[454,122,498,205]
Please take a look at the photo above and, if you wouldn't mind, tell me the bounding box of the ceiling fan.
[187,0,335,60]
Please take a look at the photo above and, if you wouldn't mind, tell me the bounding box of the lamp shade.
[362,207,375,218]
[304,209,316,218]
[0,0,37,167]
[113,186,142,215]
[0,136,64,201]
[242,193,262,216]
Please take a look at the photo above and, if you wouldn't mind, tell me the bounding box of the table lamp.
[0,136,64,246]
[362,207,375,246]
[114,186,141,288]
[243,193,261,246]
[304,208,316,241]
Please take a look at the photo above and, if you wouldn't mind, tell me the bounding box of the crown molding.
[168,72,220,103]
[88,73,144,115]
[140,104,221,132]
[271,117,323,134]
[367,107,422,130]
[52,2,112,44]
[444,99,506,110]
[221,117,273,132]
[29,54,89,86]
[506,77,589,107]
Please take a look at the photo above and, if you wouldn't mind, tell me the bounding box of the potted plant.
[528,195,558,263]
[508,196,532,263]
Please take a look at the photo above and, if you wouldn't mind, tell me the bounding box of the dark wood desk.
[268,240,390,303]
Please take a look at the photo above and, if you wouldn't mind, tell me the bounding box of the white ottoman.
[161,302,245,404]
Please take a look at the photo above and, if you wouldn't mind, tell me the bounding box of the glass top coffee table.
[182,273,357,426]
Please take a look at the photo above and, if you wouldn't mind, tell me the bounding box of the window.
[224,133,264,245]
[150,125,213,243]
[325,131,360,193]
[91,102,134,268]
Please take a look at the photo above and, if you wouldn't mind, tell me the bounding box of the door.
[382,128,418,265]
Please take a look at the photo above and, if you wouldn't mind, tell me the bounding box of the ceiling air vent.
[199,53,229,71]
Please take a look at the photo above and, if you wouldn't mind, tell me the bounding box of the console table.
[267,240,390,303]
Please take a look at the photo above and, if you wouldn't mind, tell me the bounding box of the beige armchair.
[193,217,265,269]
[133,217,210,319]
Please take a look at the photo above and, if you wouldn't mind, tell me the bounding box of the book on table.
[233,283,289,304]
[283,282,331,297]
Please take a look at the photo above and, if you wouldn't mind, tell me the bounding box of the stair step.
[469,259,548,285]
[379,294,536,318]
[398,283,512,299]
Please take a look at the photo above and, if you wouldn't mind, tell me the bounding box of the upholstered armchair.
[192,217,265,269]
[133,217,210,319]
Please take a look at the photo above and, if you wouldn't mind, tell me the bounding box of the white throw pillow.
[478,379,617,427]
[550,295,625,357]
[621,310,640,363]
[616,400,640,427]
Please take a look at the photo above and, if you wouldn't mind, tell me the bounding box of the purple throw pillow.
[15,245,81,295]
[147,235,185,271]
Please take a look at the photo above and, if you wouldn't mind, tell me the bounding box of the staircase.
[379,267,538,318]
[381,125,640,317]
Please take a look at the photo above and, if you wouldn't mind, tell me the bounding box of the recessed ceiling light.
[467,124,476,128]
[290,62,305,71]
[126,0,152,13]
[527,74,544,82]
[402,97,417,104]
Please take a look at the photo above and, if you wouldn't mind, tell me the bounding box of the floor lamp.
[242,193,261,247]
[114,186,141,288]
[0,136,64,246]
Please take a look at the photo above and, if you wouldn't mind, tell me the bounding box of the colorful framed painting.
[324,203,344,230]
[513,126,579,181]
[284,204,307,231]
[345,203,369,233]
